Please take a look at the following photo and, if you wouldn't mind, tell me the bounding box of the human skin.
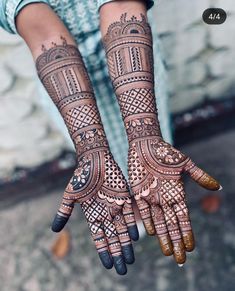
[16,3,139,275]
[100,0,221,265]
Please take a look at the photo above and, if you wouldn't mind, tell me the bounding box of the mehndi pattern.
[103,14,221,265]
[36,37,138,275]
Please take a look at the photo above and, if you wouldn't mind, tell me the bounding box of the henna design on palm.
[103,14,221,264]
[54,150,137,273]
[128,138,220,264]
[36,38,138,275]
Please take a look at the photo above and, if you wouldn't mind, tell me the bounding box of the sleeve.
[0,0,49,34]
[97,0,155,12]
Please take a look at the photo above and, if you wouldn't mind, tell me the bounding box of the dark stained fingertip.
[183,232,195,252]
[128,225,139,241]
[158,235,174,256]
[173,241,186,264]
[51,214,69,232]
[113,256,127,275]
[122,244,135,264]
[99,251,113,269]
[198,174,221,191]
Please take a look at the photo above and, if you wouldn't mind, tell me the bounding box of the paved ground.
[1,129,235,291]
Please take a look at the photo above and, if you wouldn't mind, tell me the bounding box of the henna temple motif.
[36,37,139,275]
[103,14,221,265]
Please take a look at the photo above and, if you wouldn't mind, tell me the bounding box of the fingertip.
[183,232,195,252]
[113,256,127,275]
[158,235,174,256]
[128,225,139,241]
[198,174,221,191]
[51,214,69,232]
[173,241,186,265]
[122,244,135,264]
[144,222,156,236]
[99,251,113,269]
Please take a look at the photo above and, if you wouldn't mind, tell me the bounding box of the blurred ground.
[1,128,235,291]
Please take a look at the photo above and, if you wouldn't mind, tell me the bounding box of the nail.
[219,185,223,191]
[178,264,184,268]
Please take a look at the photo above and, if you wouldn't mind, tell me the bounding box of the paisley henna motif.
[103,14,221,265]
[36,37,138,275]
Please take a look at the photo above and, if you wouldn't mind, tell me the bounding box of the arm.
[16,3,139,275]
[100,0,221,265]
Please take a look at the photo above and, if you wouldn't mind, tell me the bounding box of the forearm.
[100,0,162,144]
[17,4,108,156]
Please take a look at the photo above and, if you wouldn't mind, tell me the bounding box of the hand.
[128,137,221,264]
[52,150,139,275]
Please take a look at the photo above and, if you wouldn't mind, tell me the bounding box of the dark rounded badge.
[202,8,227,25]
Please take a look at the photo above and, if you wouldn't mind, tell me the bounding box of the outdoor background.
[0,0,235,290]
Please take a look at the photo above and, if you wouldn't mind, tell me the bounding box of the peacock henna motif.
[103,14,221,265]
[36,37,138,275]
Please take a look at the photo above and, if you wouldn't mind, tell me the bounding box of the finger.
[151,204,173,256]
[174,201,195,252]
[123,199,139,241]
[185,160,221,191]
[114,214,135,264]
[104,221,127,275]
[136,198,156,236]
[51,196,75,232]
[91,225,113,270]
[163,204,186,264]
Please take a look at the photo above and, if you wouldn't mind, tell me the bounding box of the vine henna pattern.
[103,14,221,264]
[36,37,138,275]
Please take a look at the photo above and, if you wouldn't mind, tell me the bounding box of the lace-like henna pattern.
[103,15,221,265]
[103,13,161,143]
[128,139,221,264]
[36,37,138,275]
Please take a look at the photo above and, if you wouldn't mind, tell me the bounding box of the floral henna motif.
[128,138,221,264]
[103,14,221,265]
[36,37,138,275]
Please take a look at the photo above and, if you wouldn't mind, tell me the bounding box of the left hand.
[52,150,139,275]
[128,137,221,265]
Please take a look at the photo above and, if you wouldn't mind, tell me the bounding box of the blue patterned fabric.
[0,0,171,177]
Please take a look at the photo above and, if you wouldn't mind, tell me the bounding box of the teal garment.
[0,0,171,177]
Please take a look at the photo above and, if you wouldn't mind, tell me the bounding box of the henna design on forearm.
[36,38,108,156]
[103,14,161,143]
[36,37,139,275]
[103,14,221,265]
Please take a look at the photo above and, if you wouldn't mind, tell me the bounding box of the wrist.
[124,113,162,145]
[73,125,109,156]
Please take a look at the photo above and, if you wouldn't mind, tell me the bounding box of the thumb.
[51,195,75,232]
[184,159,222,191]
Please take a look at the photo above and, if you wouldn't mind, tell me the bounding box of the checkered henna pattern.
[103,14,221,264]
[36,37,138,275]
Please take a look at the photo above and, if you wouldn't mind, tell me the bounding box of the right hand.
[51,150,139,275]
[128,137,221,265]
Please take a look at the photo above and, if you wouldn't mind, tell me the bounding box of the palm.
[128,138,220,264]
[52,150,138,275]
